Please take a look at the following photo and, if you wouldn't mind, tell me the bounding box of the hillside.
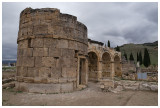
[119,41,158,66]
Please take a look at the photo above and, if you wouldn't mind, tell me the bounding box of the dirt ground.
[2,81,158,106]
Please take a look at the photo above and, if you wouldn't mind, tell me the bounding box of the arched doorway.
[102,52,111,78]
[114,55,121,77]
[88,52,98,81]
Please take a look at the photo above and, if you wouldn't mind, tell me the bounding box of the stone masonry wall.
[16,8,88,93]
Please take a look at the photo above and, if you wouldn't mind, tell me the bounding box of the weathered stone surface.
[44,38,57,48]
[3,82,15,89]
[68,40,77,50]
[23,48,33,56]
[39,67,51,78]
[16,66,28,77]
[150,85,158,91]
[27,67,39,77]
[22,57,34,67]
[42,57,55,67]
[18,40,28,49]
[57,40,68,48]
[62,67,76,78]
[61,82,73,92]
[16,8,89,93]
[35,57,43,67]
[49,48,61,57]
[23,77,34,83]
[139,83,151,91]
[33,48,44,56]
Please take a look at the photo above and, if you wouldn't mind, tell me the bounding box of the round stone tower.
[16,8,88,93]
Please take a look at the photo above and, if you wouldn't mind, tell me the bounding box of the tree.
[108,40,110,47]
[123,52,128,60]
[143,48,151,67]
[137,52,139,62]
[116,46,120,52]
[129,52,134,61]
[139,51,143,65]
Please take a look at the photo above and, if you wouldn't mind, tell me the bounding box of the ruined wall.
[16,8,88,93]
[88,40,122,81]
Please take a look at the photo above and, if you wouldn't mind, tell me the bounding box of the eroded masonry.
[16,8,122,93]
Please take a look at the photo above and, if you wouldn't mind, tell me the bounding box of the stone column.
[97,60,102,81]
[111,61,115,80]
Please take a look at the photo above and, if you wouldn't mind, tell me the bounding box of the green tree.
[129,52,134,61]
[143,48,151,67]
[116,45,120,52]
[108,40,110,47]
[139,51,143,65]
[123,52,128,60]
[137,52,139,62]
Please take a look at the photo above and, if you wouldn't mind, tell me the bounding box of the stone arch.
[88,51,99,81]
[114,54,122,77]
[102,52,112,78]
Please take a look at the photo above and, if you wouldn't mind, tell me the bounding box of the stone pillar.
[111,61,115,79]
[97,60,102,81]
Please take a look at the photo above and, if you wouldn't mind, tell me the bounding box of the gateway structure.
[16,8,122,93]
[16,8,88,93]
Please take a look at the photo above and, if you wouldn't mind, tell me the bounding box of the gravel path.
[2,82,158,106]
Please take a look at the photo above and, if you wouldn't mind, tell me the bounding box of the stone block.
[44,38,57,48]
[17,49,23,57]
[35,57,43,67]
[22,57,34,67]
[16,66,28,77]
[16,76,24,82]
[28,67,39,77]
[42,57,55,67]
[62,67,76,78]
[34,77,42,83]
[41,78,48,83]
[61,49,75,58]
[60,57,71,67]
[51,67,61,78]
[39,67,51,78]
[150,85,158,91]
[47,78,59,83]
[23,77,34,83]
[61,82,73,93]
[49,48,61,57]
[58,77,68,83]
[28,83,46,93]
[33,48,44,56]
[44,48,49,56]
[15,82,29,92]
[18,40,28,49]
[46,84,61,93]
[57,39,68,48]
[16,56,23,66]
[23,48,33,56]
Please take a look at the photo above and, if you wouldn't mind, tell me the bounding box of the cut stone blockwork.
[16,7,122,93]
[16,8,88,93]
[88,39,122,82]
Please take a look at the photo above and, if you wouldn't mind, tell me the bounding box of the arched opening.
[102,52,111,78]
[88,52,98,81]
[114,55,121,77]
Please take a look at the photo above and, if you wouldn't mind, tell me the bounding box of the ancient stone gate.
[16,8,88,93]
[16,7,122,93]
[88,39,122,81]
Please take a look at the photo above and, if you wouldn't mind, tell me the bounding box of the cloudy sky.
[2,2,158,60]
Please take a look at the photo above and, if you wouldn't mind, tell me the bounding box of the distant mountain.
[2,60,17,65]
[143,41,158,46]
[118,41,158,65]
